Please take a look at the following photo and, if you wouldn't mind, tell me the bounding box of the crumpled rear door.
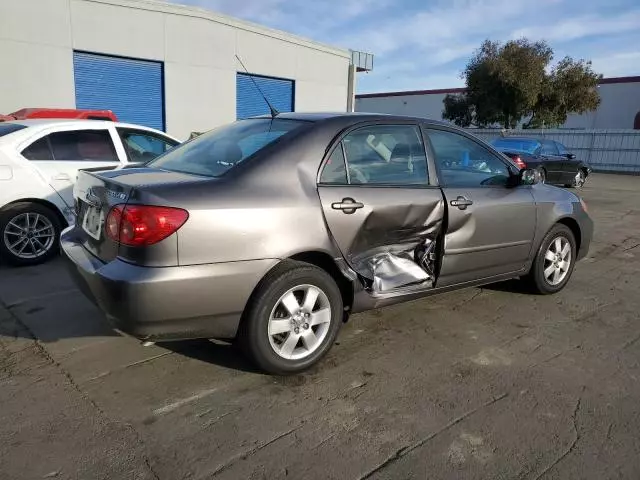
[318,187,445,292]
[317,123,445,293]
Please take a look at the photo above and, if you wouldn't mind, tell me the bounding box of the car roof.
[497,136,544,142]
[3,119,162,130]
[251,111,453,126]
[0,119,178,141]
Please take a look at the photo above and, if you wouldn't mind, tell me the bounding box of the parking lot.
[1,173,639,480]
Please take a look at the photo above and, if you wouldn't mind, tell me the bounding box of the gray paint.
[61,112,593,342]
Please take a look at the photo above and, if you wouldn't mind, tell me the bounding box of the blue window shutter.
[73,52,164,131]
[236,73,294,120]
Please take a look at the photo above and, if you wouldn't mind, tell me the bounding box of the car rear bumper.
[60,227,278,341]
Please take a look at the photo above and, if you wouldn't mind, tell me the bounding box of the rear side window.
[0,123,27,137]
[22,130,118,162]
[319,146,348,184]
[22,137,54,160]
[541,141,559,155]
[148,119,308,177]
[118,129,177,163]
[339,124,428,185]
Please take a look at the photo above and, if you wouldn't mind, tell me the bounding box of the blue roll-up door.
[236,73,294,120]
[73,52,164,131]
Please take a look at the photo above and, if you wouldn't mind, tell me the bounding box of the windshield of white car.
[0,123,27,137]
[491,138,541,154]
[147,119,309,177]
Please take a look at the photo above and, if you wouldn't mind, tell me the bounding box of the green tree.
[524,57,601,128]
[442,39,602,129]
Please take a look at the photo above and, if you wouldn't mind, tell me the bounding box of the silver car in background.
[61,113,593,374]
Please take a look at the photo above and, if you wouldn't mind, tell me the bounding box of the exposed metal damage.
[347,200,444,293]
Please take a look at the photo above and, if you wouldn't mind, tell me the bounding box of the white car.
[0,119,180,266]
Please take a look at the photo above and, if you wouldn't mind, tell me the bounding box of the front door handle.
[52,173,71,181]
[450,196,473,210]
[331,197,364,214]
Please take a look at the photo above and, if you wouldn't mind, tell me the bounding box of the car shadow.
[482,278,532,294]
[159,339,261,374]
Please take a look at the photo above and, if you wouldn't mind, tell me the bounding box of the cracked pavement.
[1,174,640,479]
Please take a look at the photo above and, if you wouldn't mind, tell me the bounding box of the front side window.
[556,142,568,155]
[148,119,308,177]
[118,130,178,162]
[24,130,119,162]
[541,140,559,155]
[427,129,510,187]
[340,125,428,185]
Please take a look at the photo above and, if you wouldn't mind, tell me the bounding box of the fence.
[468,129,640,174]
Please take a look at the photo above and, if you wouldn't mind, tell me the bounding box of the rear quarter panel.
[0,146,72,222]
[139,124,345,266]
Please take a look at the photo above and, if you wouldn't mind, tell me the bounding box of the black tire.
[0,202,62,267]
[524,224,577,295]
[239,261,343,375]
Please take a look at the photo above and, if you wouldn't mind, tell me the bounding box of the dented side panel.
[317,186,445,293]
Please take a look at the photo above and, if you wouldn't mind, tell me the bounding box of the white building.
[356,77,640,130]
[0,0,373,139]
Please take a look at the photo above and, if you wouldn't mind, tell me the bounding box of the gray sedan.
[61,113,593,374]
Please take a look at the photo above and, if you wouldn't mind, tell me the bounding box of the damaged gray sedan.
[61,113,593,374]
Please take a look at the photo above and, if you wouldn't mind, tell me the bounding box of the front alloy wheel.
[525,224,576,294]
[543,236,572,286]
[240,261,343,375]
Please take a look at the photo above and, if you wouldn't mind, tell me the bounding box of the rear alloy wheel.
[0,203,61,266]
[524,224,576,294]
[240,261,343,375]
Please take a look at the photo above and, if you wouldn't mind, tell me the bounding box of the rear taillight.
[511,155,527,170]
[105,204,189,246]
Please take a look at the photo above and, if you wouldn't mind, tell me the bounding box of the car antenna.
[235,55,279,119]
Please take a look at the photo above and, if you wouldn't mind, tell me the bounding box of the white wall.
[564,83,640,129]
[356,92,448,121]
[0,0,351,139]
[356,82,640,130]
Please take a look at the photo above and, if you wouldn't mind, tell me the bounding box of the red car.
[0,108,117,122]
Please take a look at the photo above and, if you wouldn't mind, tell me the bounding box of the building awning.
[350,50,374,72]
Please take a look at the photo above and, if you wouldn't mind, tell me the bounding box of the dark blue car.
[491,137,591,187]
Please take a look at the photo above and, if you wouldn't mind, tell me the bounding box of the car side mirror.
[567,153,576,159]
[520,168,539,186]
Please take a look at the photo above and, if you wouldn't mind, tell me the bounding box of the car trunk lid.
[73,167,207,263]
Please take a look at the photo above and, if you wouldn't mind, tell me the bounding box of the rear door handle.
[331,197,364,214]
[450,196,473,210]
[52,173,71,181]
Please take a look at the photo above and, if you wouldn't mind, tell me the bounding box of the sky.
[168,0,640,94]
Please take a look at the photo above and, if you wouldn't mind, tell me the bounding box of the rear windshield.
[0,123,27,137]
[491,138,541,154]
[147,119,308,177]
